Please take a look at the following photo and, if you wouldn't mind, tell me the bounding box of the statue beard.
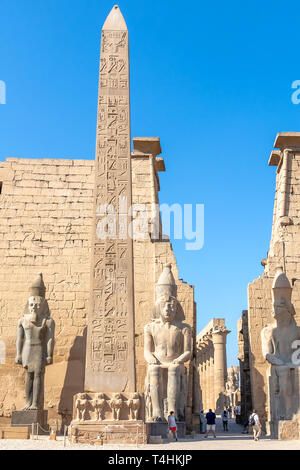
[26,312,38,324]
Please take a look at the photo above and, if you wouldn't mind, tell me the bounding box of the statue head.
[26,296,45,324]
[271,268,294,323]
[24,273,49,322]
[156,294,177,324]
[152,264,185,322]
[273,297,294,322]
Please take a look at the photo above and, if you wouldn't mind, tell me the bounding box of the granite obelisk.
[85,5,136,393]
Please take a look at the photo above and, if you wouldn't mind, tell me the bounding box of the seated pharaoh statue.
[15,273,55,411]
[144,264,192,422]
[261,267,300,427]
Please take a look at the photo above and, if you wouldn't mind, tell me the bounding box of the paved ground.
[1,419,300,450]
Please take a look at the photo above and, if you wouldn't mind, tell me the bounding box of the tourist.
[221,409,229,431]
[168,411,178,441]
[249,409,262,441]
[200,409,207,434]
[228,406,232,418]
[204,409,216,438]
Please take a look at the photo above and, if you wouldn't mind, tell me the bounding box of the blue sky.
[1,0,300,366]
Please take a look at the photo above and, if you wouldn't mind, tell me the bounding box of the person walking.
[204,409,216,439]
[221,409,229,431]
[168,411,178,441]
[249,410,262,441]
[200,409,207,434]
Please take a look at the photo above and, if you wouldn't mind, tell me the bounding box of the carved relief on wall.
[73,392,142,422]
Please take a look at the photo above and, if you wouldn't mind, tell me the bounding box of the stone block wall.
[0,158,94,425]
[0,153,196,428]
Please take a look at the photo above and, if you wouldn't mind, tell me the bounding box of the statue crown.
[30,273,46,298]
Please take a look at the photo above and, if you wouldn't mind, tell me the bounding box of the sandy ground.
[1,419,300,450]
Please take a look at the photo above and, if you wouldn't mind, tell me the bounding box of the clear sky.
[1,0,300,367]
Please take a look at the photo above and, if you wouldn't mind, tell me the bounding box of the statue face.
[158,295,177,323]
[27,296,44,323]
[273,298,292,321]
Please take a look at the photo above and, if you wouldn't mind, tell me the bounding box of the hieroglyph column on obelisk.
[85,5,136,393]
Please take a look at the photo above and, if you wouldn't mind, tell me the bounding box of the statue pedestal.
[278,418,300,440]
[70,420,147,445]
[146,421,186,439]
[192,414,201,433]
[11,410,48,434]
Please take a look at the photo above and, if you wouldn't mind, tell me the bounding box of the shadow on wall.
[57,328,87,430]
[250,351,267,433]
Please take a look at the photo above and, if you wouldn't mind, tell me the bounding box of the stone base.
[278,419,300,440]
[146,421,185,439]
[149,435,164,444]
[0,426,30,440]
[11,410,48,434]
[192,414,200,434]
[70,420,147,445]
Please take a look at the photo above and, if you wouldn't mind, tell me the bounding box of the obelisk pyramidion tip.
[102,5,127,31]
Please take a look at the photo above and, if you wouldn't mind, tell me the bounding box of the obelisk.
[85,5,136,393]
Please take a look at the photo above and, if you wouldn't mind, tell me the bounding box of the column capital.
[211,327,230,344]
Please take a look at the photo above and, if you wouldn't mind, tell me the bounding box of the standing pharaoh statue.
[225,367,240,408]
[261,267,300,431]
[144,264,192,422]
[15,274,55,410]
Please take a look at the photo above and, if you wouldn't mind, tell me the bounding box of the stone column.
[204,342,209,411]
[206,345,211,411]
[212,328,230,414]
[198,347,205,410]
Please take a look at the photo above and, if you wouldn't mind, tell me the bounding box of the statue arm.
[173,327,192,364]
[261,327,284,366]
[15,319,24,364]
[144,324,159,364]
[46,318,55,364]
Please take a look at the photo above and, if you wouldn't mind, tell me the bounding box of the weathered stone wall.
[0,157,94,424]
[0,153,196,427]
[247,139,300,424]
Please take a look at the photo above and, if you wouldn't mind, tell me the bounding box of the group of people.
[198,408,262,441]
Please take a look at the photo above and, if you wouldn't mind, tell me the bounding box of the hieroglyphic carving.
[85,7,136,393]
